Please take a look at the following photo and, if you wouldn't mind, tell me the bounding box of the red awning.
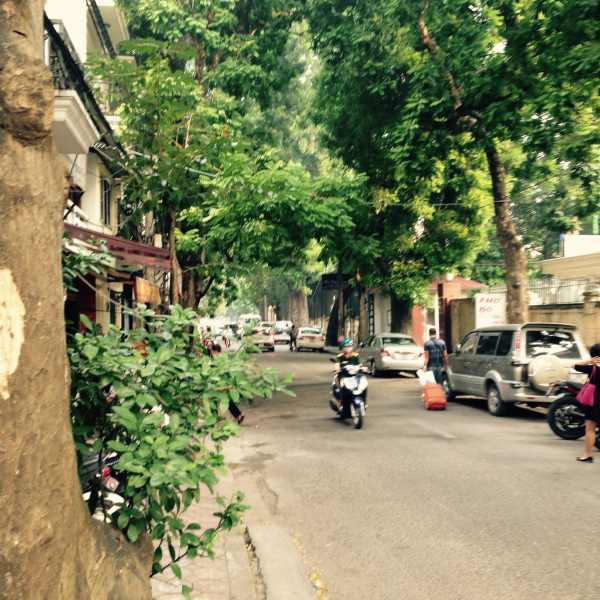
[65,223,170,271]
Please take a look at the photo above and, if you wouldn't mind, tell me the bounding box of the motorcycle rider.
[331,338,367,413]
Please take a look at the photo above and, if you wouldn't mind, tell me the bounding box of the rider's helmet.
[341,337,354,351]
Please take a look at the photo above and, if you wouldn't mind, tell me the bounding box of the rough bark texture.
[288,289,309,326]
[485,146,529,322]
[357,287,369,343]
[0,3,152,598]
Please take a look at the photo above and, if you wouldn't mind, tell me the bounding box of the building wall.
[447,298,600,350]
[449,298,476,352]
[373,293,391,334]
[45,0,88,61]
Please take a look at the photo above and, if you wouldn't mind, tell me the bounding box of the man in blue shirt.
[423,328,448,384]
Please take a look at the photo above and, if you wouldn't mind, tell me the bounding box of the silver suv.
[444,323,589,416]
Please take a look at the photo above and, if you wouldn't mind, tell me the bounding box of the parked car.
[276,320,293,333]
[273,327,291,345]
[245,327,275,352]
[359,333,424,376]
[259,321,275,332]
[444,323,589,416]
[295,327,325,351]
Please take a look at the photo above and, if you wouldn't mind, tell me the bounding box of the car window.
[460,332,478,354]
[525,329,581,359]
[496,331,513,356]
[381,336,415,345]
[476,333,499,355]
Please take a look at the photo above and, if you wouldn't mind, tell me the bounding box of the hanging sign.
[134,277,161,305]
[474,293,507,327]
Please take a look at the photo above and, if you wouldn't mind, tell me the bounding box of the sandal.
[237,414,245,425]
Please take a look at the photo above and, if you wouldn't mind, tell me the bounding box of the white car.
[359,333,424,376]
[274,327,291,345]
[276,320,292,332]
[258,321,275,332]
[245,327,275,352]
[295,327,325,352]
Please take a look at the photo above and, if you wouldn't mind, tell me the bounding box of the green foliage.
[69,305,293,582]
[62,238,113,293]
[307,0,600,298]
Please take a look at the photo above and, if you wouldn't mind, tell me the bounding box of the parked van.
[444,323,589,416]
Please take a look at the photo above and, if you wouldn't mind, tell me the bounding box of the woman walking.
[573,343,600,463]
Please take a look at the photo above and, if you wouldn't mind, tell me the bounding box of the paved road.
[231,348,600,600]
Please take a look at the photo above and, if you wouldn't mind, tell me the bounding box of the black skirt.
[581,401,600,424]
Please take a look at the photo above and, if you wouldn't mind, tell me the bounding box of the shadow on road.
[450,397,547,421]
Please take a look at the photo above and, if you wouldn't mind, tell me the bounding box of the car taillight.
[514,331,521,353]
[101,467,111,480]
[380,348,391,357]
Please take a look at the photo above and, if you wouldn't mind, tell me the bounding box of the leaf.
[112,406,138,430]
[127,522,142,543]
[171,563,182,579]
[107,440,129,453]
[82,344,99,360]
[157,347,174,364]
[117,512,130,530]
[79,314,94,331]
[182,584,193,599]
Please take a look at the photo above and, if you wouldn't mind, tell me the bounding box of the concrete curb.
[244,521,314,600]
[227,440,315,600]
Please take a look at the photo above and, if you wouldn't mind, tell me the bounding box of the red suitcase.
[423,383,447,410]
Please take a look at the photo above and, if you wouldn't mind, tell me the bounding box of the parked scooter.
[79,450,126,523]
[329,358,368,429]
[546,380,600,448]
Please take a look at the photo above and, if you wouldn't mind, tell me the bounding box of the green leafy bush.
[69,305,293,582]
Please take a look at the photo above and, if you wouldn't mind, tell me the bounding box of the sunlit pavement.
[231,348,600,600]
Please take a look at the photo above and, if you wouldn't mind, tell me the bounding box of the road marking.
[411,418,456,440]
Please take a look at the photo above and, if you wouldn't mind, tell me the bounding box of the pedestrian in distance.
[211,343,245,425]
[573,344,600,463]
[290,323,297,352]
[423,328,448,385]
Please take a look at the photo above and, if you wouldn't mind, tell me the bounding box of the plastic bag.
[417,369,437,386]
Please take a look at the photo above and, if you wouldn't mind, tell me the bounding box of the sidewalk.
[152,470,258,600]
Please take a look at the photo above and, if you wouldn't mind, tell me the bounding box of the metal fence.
[486,278,588,306]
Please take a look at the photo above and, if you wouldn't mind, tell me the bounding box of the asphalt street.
[230,347,600,600]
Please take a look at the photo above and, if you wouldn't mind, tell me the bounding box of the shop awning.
[65,223,170,271]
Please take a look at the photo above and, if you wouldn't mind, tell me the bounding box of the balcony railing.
[86,0,117,58]
[44,13,125,172]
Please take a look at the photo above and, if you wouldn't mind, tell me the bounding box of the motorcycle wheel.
[350,401,363,429]
[547,396,586,440]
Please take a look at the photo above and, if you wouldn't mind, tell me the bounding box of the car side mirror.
[454,344,461,354]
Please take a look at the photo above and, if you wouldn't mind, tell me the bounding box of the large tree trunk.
[0,4,152,598]
[485,146,529,322]
[182,269,196,309]
[288,289,309,326]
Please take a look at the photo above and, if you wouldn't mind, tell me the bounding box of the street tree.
[0,3,151,598]
[307,0,600,321]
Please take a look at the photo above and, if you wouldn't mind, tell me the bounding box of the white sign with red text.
[474,293,507,327]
